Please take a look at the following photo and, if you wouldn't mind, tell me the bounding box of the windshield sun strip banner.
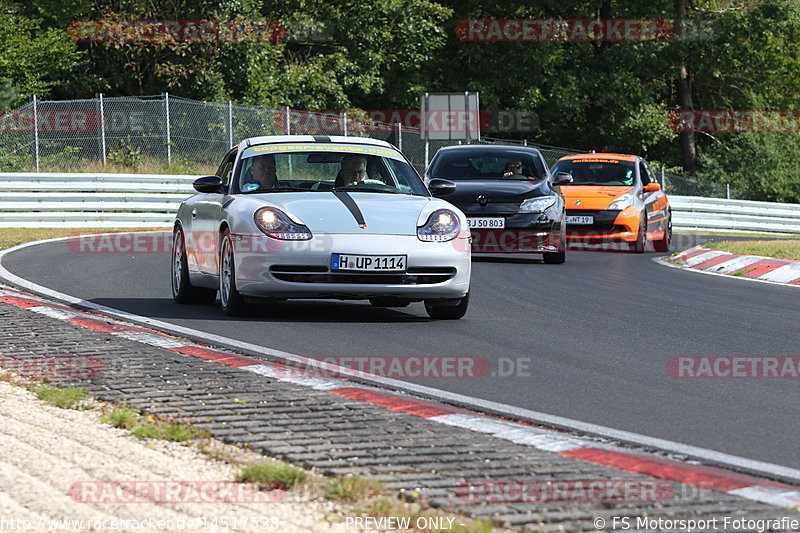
[242,143,404,161]
[570,158,624,164]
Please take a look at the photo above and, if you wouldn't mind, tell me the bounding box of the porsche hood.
[240,192,436,235]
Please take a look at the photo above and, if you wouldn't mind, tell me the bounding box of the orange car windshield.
[553,160,635,186]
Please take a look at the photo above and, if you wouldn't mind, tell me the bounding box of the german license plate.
[566,215,594,225]
[331,253,406,271]
[467,217,505,229]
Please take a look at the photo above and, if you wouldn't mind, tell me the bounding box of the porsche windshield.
[551,158,636,186]
[233,144,429,196]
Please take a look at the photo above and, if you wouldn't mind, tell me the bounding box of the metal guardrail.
[670,196,800,235]
[0,173,196,228]
[2,173,800,234]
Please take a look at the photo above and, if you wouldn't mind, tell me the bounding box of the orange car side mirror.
[644,182,661,192]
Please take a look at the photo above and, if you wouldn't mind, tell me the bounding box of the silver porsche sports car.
[171,136,471,319]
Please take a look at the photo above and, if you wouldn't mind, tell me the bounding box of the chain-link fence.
[0,93,753,199]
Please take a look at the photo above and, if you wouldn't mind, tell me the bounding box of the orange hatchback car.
[551,153,671,252]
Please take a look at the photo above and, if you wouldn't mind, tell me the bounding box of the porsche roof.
[241,135,395,149]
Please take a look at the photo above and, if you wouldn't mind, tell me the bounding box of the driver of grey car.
[242,154,277,191]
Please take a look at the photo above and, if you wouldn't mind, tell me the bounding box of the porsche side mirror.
[428,178,457,197]
[644,182,661,192]
[193,176,224,193]
[553,172,573,186]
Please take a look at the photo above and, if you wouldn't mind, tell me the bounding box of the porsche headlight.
[254,208,312,240]
[608,194,633,211]
[519,196,557,213]
[418,209,460,242]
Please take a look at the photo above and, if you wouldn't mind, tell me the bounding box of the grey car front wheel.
[219,231,249,316]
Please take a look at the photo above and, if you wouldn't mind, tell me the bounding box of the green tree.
[0,0,85,102]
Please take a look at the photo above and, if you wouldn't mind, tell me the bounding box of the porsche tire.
[425,292,469,320]
[172,227,217,304]
[219,230,250,316]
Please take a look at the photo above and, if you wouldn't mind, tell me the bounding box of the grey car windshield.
[233,144,429,196]
[429,149,547,180]
[551,158,636,186]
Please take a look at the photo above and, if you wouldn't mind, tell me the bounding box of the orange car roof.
[559,153,639,162]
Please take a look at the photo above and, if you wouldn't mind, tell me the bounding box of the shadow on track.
[87,297,430,323]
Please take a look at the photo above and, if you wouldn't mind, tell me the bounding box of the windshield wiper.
[333,187,408,194]
[266,186,309,192]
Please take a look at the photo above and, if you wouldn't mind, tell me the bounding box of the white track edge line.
[2,236,800,485]
[655,256,800,290]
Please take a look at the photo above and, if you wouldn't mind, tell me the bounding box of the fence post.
[660,167,665,191]
[396,122,402,152]
[523,139,527,146]
[726,183,731,199]
[32,95,40,172]
[99,93,107,166]
[163,92,171,164]
[227,100,233,148]
[424,139,429,168]
[342,112,348,136]
[285,106,291,134]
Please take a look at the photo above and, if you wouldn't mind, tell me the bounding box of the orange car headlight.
[607,193,633,210]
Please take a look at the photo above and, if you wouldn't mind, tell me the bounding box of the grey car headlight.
[254,207,312,240]
[418,209,460,242]
[519,196,557,213]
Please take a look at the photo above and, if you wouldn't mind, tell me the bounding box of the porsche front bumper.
[231,233,471,300]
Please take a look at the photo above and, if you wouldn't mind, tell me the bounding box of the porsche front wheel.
[219,230,249,316]
[172,228,216,304]
[425,292,469,320]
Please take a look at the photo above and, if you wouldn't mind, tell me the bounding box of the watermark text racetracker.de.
[68,480,285,504]
[0,354,103,380]
[667,356,800,378]
[669,110,800,133]
[458,478,676,504]
[273,355,531,380]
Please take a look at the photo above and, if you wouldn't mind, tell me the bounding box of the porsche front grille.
[269,266,456,285]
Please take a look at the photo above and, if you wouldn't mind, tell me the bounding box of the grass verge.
[0,228,168,252]
[237,461,308,490]
[99,403,208,442]
[33,384,91,409]
[706,239,800,261]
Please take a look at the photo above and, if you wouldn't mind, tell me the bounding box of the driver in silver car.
[335,155,368,186]
[242,154,278,191]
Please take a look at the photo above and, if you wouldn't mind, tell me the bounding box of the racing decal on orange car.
[651,196,668,212]
[571,158,620,164]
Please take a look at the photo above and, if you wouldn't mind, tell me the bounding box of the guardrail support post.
[227,100,233,148]
[32,95,40,172]
[99,93,107,166]
[396,122,402,151]
[164,93,171,164]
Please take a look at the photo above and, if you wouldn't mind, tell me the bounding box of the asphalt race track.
[3,233,799,470]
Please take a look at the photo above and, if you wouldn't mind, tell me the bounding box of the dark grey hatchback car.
[425,145,570,264]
